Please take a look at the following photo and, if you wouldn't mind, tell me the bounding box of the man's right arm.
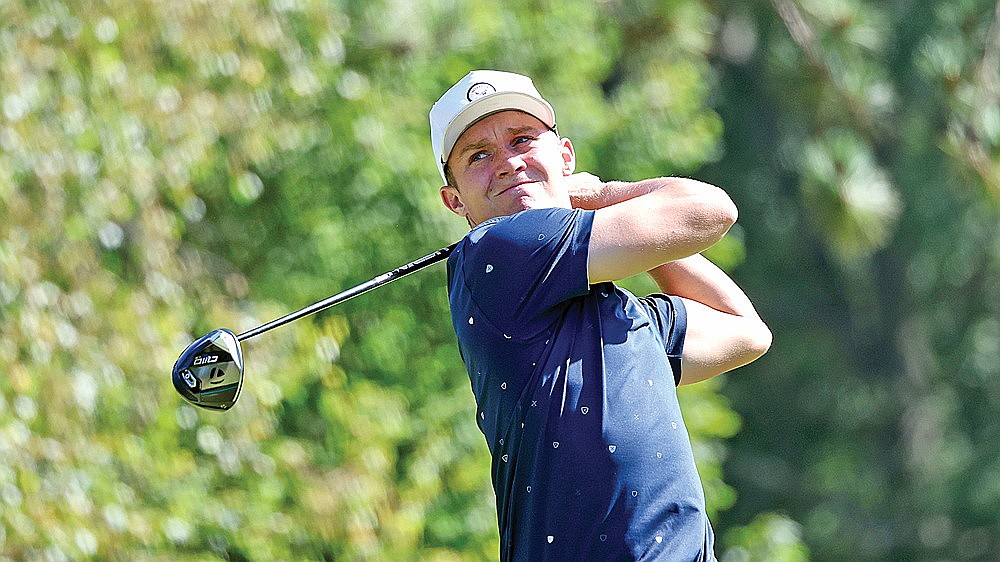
[568,173,770,383]
[575,175,738,283]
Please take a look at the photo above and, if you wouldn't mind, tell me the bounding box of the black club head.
[172,328,244,411]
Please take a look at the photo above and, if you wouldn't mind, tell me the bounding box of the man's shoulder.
[447,207,594,324]
[464,207,590,249]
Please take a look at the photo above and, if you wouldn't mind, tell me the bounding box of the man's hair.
[442,164,473,227]
[444,164,457,189]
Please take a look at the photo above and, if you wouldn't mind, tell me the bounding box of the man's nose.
[496,148,526,177]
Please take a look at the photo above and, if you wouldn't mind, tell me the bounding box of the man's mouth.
[494,180,535,198]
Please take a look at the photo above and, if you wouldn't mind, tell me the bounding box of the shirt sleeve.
[456,207,594,338]
[637,294,688,385]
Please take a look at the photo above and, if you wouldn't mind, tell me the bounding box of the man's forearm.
[569,175,693,210]
[651,253,772,384]
[647,254,762,319]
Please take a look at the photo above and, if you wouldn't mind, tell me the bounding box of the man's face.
[440,110,575,226]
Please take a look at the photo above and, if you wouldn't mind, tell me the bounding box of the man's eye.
[512,136,533,146]
[469,151,489,164]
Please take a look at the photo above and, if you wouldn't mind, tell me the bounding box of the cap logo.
[467,82,496,101]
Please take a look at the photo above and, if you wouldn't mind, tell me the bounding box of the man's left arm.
[647,255,771,385]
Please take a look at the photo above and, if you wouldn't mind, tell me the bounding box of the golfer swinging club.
[430,70,772,561]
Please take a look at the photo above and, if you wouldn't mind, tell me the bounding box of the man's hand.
[565,172,606,210]
[566,173,688,212]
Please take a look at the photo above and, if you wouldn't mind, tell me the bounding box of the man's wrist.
[580,178,668,209]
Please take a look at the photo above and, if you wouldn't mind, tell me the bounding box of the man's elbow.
[686,179,738,245]
[709,186,738,238]
[744,321,773,363]
[717,321,772,380]
[679,322,771,385]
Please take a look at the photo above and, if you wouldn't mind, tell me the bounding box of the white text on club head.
[193,355,219,366]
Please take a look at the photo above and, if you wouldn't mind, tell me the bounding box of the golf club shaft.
[236,242,457,342]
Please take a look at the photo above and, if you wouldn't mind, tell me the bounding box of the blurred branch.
[769,0,822,70]
[951,0,1000,199]
[975,1,1000,197]
[978,1,1000,99]
[768,0,879,137]
[947,123,1000,198]
[773,0,1000,199]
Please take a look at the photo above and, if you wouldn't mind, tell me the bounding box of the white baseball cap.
[429,70,556,183]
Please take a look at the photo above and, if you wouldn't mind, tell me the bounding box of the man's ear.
[561,137,576,176]
[439,185,468,218]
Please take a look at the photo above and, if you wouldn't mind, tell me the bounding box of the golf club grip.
[236,242,457,342]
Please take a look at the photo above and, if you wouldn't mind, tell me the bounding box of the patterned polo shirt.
[447,206,716,561]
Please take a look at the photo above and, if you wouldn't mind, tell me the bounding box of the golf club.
[172,242,456,410]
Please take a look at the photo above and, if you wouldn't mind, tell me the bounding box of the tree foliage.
[705,1,1000,560]
[0,0,996,560]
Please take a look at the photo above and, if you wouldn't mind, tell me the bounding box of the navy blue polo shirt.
[447,207,716,561]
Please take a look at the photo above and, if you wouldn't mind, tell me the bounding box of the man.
[429,70,771,561]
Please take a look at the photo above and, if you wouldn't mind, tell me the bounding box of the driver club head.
[172,328,244,411]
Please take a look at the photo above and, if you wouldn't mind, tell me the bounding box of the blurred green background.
[1,0,998,560]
